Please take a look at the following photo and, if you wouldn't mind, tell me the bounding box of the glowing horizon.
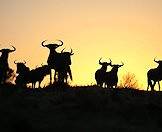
[0,0,162,90]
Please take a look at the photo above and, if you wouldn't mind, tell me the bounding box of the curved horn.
[14,60,18,64]
[154,57,160,63]
[9,45,16,52]
[57,40,63,46]
[41,40,47,47]
[70,49,74,55]
[99,58,103,65]
[109,58,112,63]
[61,48,65,53]
[119,62,124,67]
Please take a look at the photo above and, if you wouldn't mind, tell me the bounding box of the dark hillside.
[0,84,162,132]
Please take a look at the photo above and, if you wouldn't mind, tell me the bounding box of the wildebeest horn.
[9,45,16,52]
[61,48,65,53]
[119,62,124,67]
[99,58,103,65]
[109,58,112,63]
[154,57,160,63]
[70,49,74,55]
[41,40,47,47]
[57,40,63,46]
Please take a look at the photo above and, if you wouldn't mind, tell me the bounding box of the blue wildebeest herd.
[0,41,162,91]
[95,58,124,88]
[95,57,162,91]
[0,40,74,88]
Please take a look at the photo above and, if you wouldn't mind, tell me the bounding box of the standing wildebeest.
[147,58,162,91]
[14,61,30,87]
[29,65,50,88]
[57,48,74,83]
[95,58,112,87]
[15,61,50,88]
[0,45,16,84]
[41,40,73,84]
[104,62,124,88]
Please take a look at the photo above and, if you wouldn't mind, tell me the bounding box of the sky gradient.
[0,0,162,89]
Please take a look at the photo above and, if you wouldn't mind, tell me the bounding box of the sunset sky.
[0,0,162,89]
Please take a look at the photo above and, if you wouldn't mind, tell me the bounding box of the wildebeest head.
[41,40,63,50]
[14,60,29,74]
[61,48,74,65]
[110,62,124,71]
[154,57,162,66]
[99,58,112,67]
[0,45,16,56]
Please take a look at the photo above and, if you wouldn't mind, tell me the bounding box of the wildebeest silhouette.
[95,58,112,87]
[41,40,73,84]
[56,48,73,83]
[147,58,162,91]
[15,61,50,88]
[104,62,124,88]
[0,45,16,84]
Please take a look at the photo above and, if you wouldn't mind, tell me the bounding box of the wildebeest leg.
[147,84,149,91]
[54,71,58,82]
[34,82,36,88]
[38,81,41,88]
[67,67,72,81]
[57,71,61,83]
[151,81,156,91]
[114,85,117,89]
[50,69,52,84]
[147,78,152,91]
[32,83,34,88]
[158,81,160,91]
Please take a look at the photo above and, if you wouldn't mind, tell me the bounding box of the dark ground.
[0,84,162,132]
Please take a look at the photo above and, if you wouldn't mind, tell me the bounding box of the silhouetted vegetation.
[0,84,162,131]
[120,72,139,89]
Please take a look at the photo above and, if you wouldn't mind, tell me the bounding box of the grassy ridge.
[0,84,162,132]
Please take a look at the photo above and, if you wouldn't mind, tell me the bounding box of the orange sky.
[0,0,162,89]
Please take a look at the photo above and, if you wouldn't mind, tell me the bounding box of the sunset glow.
[0,0,162,89]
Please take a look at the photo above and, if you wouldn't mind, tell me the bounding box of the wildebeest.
[15,61,50,88]
[41,40,73,84]
[104,62,124,88]
[0,45,16,84]
[55,48,73,83]
[147,58,162,91]
[95,58,112,87]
